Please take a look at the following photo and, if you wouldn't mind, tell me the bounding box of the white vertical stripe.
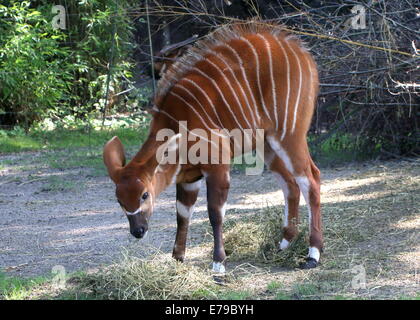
[205,57,254,130]
[273,37,291,141]
[183,78,224,128]
[174,83,220,130]
[169,91,227,140]
[224,43,261,123]
[240,37,271,121]
[209,50,257,129]
[157,107,219,146]
[303,53,315,112]
[285,42,302,134]
[193,67,245,132]
[295,176,311,232]
[258,34,278,130]
[266,135,295,174]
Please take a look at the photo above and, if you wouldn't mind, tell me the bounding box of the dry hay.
[223,206,308,268]
[71,247,217,300]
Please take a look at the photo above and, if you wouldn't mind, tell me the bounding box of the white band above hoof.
[308,247,320,262]
[279,239,290,250]
[212,262,226,274]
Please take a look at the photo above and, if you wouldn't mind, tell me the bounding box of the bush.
[0,0,137,130]
[0,1,73,129]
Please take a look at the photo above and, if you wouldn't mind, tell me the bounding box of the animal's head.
[103,134,180,239]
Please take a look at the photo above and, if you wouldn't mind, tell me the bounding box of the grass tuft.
[223,206,308,267]
[69,249,218,300]
[0,272,47,300]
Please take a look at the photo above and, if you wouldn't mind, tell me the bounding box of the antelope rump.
[103,21,322,271]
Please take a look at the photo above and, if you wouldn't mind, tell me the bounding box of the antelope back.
[154,21,319,144]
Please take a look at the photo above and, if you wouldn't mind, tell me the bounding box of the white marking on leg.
[273,171,291,250]
[308,247,320,262]
[295,176,312,231]
[212,262,226,273]
[266,136,294,174]
[181,180,202,192]
[176,200,194,219]
[220,202,227,220]
[280,239,290,250]
[166,163,181,185]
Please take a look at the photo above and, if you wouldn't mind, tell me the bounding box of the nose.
[131,227,146,239]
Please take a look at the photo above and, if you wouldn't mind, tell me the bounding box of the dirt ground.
[0,151,419,299]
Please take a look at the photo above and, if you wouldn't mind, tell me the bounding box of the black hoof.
[213,275,227,285]
[300,258,318,269]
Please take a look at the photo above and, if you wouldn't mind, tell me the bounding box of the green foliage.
[309,132,383,166]
[217,290,252,300]
[0,272,47,300]
[62,0,137,118]
[0,1,73,129]
[0,0,137,130]
[0,115,149,153]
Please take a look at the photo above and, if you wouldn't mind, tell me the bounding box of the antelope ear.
[103,136,126,183]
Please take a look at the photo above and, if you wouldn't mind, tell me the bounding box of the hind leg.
[267,135,323,268]
[295,156,323,268]
[265,143,301,249]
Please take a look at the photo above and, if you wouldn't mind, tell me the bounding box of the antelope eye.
[141,192,149,200]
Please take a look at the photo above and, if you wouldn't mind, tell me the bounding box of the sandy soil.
[0,151,351,277]
[0,151,418,301]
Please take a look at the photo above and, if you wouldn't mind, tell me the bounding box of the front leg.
[205,166,230,273]
[172,180,201,262]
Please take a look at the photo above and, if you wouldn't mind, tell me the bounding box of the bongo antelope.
[103,22,322,271]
